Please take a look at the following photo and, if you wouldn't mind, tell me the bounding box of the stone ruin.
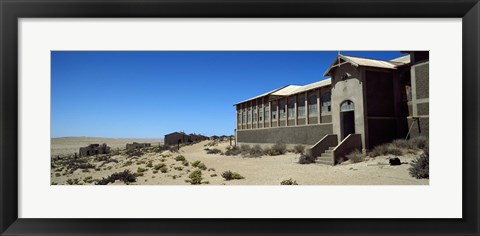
[126,142,151,151]
[79,143,111,157]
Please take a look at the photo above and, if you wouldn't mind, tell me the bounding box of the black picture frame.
[1,0,479,235]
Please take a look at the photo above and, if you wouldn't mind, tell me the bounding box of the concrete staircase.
[316,146,335,165]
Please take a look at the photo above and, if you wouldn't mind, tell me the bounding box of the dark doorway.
[340,100,355,140]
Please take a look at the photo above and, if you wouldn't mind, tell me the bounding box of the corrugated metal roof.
[234,85,290,105]
[342,55,401,69]
[290,78,331,94]
[271,85,302,96]
[234,78,331,105]
[390,55,411,63]
[324,54,409,76]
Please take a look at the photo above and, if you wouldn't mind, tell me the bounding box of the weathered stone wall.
[237,123,333,145]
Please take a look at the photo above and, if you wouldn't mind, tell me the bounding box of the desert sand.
[51,139,428,185]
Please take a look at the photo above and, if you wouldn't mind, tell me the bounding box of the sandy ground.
[51,139,428,185]
[51,137,163,156]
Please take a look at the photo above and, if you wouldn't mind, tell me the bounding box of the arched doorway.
[340,100,355,140]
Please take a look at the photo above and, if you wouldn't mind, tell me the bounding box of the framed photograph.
[1,0,478,235]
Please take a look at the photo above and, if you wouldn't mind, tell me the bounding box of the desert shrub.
[136,160,146,165]
[83,176,94,184]
[409,151,429,179]
[298,154,316,164]
[95,155,118,166]
[66,178,80,185]
[175,155,186,161]
[246,145,263,158]
[96,170,137,185]
[221,170,244,181]
[207,168,215,172]
[126,149,143,157]
[368,144,403,157]
[293,145,305,154]
[409,136,428,150]
[55,173,61,177]
[346,149,364,163]
[122,160,133,167]
[82,169,90,173]
[197,163,207,170]
[153,170,158,174]
[146,161,153,168]
[174,166,183,171]
[280,178,298,185]
[137,167,148,173]
[265,142,287,156]
[59,158,94,171]
[224,146,242,156]
[206,148,222,154]
[182,160,189,166]
[154,163,166,170]
[191,160,202,168]
[239,145,252,154]
[160,166,169,173]
[210,173,217,177]
[185,170,203,185]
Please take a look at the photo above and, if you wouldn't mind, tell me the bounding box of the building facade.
[235,52,429,153]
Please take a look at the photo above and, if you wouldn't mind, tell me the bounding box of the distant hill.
[51,137,163,156]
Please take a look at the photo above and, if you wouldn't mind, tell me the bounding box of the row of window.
[237,93,331,124]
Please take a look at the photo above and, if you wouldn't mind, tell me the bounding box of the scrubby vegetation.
[280,178,298,185]
[409,151,429,179]
[224,146,241,156]
[368,136,428,157]
[346,149,364,163]
[298,154,316,164]
[206,148,222,154]
[293,145,305,154]
[175,155,186,161]
[185,170,207,185]
[126,149,143,157]
[95,170,137,185]
[221,170,244,181]
[264,142,287,156]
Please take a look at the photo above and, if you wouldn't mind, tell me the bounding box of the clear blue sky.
[51,51,404,138]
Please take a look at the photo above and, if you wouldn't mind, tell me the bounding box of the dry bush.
[293,145,305,154]
[185,170,203,185]
[265,142,287,156]
[280,178,298,185]
[409,151,429,179]
[225,146,241,156]
[95,170,137,185]
[346,149,364,163]
[221,170,244,181]
[298,154,316,164]
[206,148,222,154]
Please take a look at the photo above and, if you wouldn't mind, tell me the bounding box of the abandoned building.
[79,143,111,157]
[164,132,209,145]
[126,142,151,150]
[235,51,429,164]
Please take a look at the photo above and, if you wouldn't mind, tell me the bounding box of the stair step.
[321,153,333,157]
[316,159,333,165]
[323,150,333,154]
[317,156,332,161]
[328,147,335,150]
